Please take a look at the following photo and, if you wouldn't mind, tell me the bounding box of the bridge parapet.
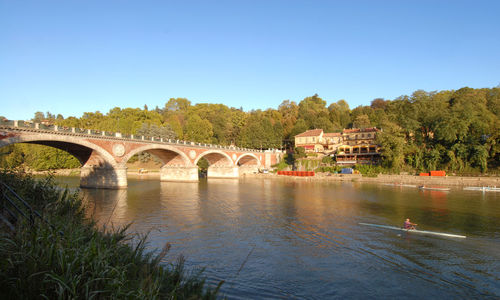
[1,119,283,154]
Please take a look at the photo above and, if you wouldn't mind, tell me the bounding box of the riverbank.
[244,173,500,187]
[28,169,500,187]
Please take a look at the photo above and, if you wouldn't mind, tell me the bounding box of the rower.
[404,218,417,230]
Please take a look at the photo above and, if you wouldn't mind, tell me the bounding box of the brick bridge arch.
[235,153,261,175]
[0,122,283,188]
[194,150,238,178]
[0,134,127,188]
[236,153,261,166]
[120,144,193,167]
[120,144,198,182]
[0,134,116,166]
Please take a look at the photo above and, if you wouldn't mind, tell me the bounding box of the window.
[367,134,371,138]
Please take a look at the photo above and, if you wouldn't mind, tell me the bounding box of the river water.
[55,176,500,299]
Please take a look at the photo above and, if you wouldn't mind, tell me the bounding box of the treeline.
[1,87,499,173]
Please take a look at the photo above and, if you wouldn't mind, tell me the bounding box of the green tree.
[290,119,308,140]
[136,123,177,139]
[32,111,45,123]
[298,94,330,129]
[353,114,371,129]
[184,114,213,143]
[278,100,299,139]
[376,121,405,171]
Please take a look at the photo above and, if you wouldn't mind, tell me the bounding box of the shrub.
[321,156,334,165]
[0,170,220,299]
[354,164,384,177]
[294,147,306,159]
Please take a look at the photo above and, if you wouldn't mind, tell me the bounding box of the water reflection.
[56,176,500,299]
[82,188,129,229]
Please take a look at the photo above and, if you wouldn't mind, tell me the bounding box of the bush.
[294,147,306,159]
[321,155,334,165]
[315,166,342,173]
[0,170,220,299]
[354,164,385,177]
[298,159,320,171]
[272,158,290,171]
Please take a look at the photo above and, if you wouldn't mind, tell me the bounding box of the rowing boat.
[382,183,417,188]
[359,222,466,239]
[463,186,500,192]
[418,186,451,191]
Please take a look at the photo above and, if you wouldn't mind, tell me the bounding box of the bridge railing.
[0,119,286,153]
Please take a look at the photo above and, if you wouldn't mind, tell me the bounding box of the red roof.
[323,132,341,137]
[295,129,323,137]
[343,127,379,133]
[343,128,360,133]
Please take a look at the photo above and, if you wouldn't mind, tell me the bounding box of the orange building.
[294,127,381,165]
[336,128,380,165]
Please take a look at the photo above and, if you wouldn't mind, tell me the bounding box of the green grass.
[0,170,221,299]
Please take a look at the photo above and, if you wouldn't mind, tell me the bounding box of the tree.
[165,115,184,139]
[376,121,406,171]
[328,99,351,129]
[136,123,177,140]
[238,113,279,149]
[290,119,308,140]
[33,112,45,123]
[184,114,213,143]
[188,103,233,144]
[371,98,388,110]
[298,94,329,129]
[353,114,371,129]
[278,100,299,139]
[164,98,191,114]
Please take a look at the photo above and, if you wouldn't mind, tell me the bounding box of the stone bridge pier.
[207,166,239,178]
[80,165,128,189]
[160,166,199,182]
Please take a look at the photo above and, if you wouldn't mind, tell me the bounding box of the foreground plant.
[0,170,221,299]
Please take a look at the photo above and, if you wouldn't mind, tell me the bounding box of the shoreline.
[243,173,500,187]
[28,169,500,187]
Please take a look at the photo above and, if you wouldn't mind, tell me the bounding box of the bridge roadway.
[0,120,282,189]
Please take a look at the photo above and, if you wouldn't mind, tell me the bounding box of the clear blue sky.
[1,0,499,120]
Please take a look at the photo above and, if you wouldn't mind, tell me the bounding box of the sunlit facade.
[294,127,381,164]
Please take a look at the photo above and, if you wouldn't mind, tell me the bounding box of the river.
[55,176,500,299]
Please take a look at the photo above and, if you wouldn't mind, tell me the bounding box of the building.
[294,129,325,152]
[336,128,380,165]
[322,132,343,152]
[294,127,381,165]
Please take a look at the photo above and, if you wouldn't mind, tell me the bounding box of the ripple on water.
[54,176,500,299]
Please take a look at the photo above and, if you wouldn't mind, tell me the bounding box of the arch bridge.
[0,120,282,189]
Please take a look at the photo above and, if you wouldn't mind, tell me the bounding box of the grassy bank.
[0,170,221,299]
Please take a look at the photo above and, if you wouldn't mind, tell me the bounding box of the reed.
[0,170,221,299]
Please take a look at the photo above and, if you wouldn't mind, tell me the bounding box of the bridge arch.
[0,134,117,167]
[0,134,125,189]
[194,150,234,167]
[119,144,193,168]
[235,153,261,175]
[235,153,261,167]
[194,150,237,179]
